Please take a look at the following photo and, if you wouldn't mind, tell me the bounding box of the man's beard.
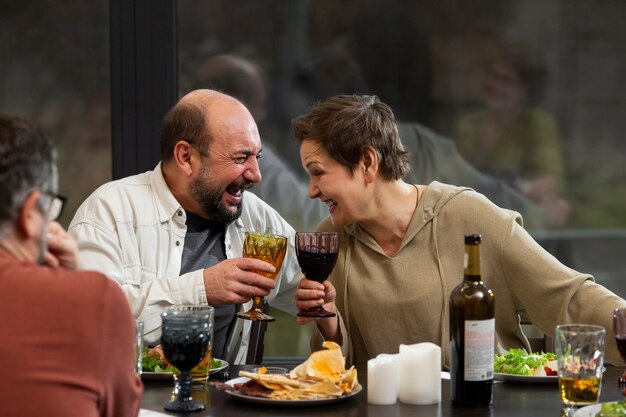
[189,165,252,223]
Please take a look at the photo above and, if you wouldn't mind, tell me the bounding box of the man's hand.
[42,221,79,270]
[203,258,277,305]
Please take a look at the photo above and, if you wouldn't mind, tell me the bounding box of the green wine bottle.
[449,233,495,406]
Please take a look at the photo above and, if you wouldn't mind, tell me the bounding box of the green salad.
[598,400,626,417]
[494,348,557,376]
[141,346,222,373]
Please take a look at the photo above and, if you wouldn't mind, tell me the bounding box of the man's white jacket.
[69,163,301,364]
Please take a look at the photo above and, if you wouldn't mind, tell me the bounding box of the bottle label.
[464,318,495,381]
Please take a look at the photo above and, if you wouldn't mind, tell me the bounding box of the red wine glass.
[296,231,339,318]
[613,308,626,385]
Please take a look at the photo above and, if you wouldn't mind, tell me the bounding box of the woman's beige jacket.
[314,181,626,370]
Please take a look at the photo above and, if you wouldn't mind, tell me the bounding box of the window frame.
[109,0,178,179]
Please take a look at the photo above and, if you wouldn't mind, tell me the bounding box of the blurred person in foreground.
[69,89,302,364]
[292,95,626,371]
[0,114,142,417]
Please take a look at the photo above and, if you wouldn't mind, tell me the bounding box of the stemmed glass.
[613,308,626,385]
[236,232,288,322]
[296,231,339,318]
[160,306,214,412]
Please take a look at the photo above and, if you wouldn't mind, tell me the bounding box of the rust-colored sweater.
[0,256,143,417]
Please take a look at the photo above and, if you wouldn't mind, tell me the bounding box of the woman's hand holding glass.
[295,279,342,342]
[295,278,337,323]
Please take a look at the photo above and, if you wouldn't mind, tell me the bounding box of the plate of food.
[214,341,361,406]
[574,400,626,417]
[494,372,557,384]
[494,348,558,383]
[223,377,362,406]
[141,345,228,380]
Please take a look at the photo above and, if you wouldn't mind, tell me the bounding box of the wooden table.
[141,364,626,417]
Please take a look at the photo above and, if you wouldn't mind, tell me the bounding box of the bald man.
[69,90,302,364]
[190,54,328,230]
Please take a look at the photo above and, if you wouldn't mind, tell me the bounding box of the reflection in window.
[455,42,570,228]
[178,0,625,231]
[0,1,111,227]
[177,0,626,355]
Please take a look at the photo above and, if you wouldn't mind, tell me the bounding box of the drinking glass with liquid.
[612,308,626,384]
[556,324,605,411]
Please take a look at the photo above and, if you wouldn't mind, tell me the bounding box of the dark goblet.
[296,231,339,318]
[161,306,213,412]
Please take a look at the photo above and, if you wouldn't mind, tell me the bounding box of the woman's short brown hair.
[292,95,410,180]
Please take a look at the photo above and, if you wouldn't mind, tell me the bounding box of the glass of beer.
[236,232,288,322]
[556,324,605,412]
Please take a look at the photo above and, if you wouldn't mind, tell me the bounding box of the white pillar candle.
[398,342,441,405]
[367,355,399,405]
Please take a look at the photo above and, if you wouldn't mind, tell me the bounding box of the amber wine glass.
[236,232,288,322]
[296,232,339,318]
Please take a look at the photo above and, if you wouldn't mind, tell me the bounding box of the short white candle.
[367,355,399,405]
[398,342,441,405]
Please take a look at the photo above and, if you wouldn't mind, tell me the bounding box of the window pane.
[177,0,626,356]
[0,1,111,227]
